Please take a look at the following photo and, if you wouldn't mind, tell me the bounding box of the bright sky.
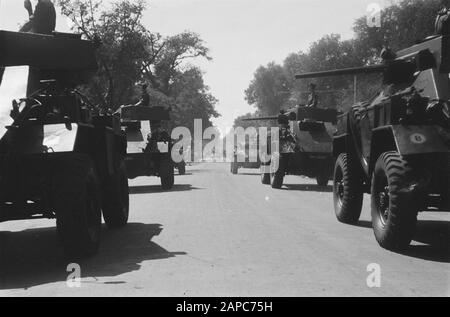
[0,0,396,131]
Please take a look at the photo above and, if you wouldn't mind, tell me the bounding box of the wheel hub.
[335,168,345,207]
[379,186,390,224]
[337,181,344,199]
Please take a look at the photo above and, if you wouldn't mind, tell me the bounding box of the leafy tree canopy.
[57,0,219,130]
[244,0,443,115]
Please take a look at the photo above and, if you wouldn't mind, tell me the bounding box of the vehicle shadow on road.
[356,220,373,229]
[236,172,260,176]
[402,220,450,263]
[129,184,202,195]
[0,223,186,291]
[356,220,450,263]
[283,184,333,193]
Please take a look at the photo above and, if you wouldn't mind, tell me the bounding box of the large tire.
[231,161,238,175]
[160,154,175,190]
[102,160,130,229]
[178,162,186,175]
[261,168,271,185]
[333,153,364,224]
[371,152,419,251]
[443,153,450,209]
[54,155,102,259]
[271,153,287,189]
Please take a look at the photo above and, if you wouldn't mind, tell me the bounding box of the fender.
[370,125,450,173]
[386,125,448,155]
[332,134,347,157]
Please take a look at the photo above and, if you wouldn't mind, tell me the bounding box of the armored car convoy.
[244,106,339,189]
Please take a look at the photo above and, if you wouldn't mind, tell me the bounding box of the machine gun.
[242,106,340,127]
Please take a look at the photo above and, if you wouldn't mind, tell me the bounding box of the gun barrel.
[241,117,278,122]
[295,65,386,79]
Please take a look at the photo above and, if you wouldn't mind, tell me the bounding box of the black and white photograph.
[0,0,449,299]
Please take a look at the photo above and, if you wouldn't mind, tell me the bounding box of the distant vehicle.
[174,146,186,175]
[117,105,175,190]
[244,106,339,188]
[296,35,450,251]
[230,141,261,175]
[0,31,129,258]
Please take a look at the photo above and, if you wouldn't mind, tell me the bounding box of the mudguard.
[377,125,449,156]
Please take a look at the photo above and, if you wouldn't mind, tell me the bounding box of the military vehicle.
[117,105,175,190]
[230,136,261,175]
[244,106,339,188]
[0,31,129,258]
[175,146,187,175]
[296,35,450,251]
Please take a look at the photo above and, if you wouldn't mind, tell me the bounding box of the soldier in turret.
[436,0,450,35]
[134,83,150,107]
[20,0,56,35]
[306,83,319,108]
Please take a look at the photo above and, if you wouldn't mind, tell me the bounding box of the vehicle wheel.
[271,153,287,189]
[316,171,329,187]
[54,155,102,259]
[178,162,186,175]
[444,153,450,208]
[333,153,363,224]
[160,154,175,190]
[371,152,419,251]
[102,159,130,229]
[261,169,271,185]
[231,161,238,175]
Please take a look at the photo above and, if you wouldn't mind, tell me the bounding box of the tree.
[169,67,219,132]
[287,35,365,110]
[353,0,441,61]
[57,0,219,130]
[142,32,211,96]
[245,62,292,116]
[58,0,154,108]
[243,0,442,115]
